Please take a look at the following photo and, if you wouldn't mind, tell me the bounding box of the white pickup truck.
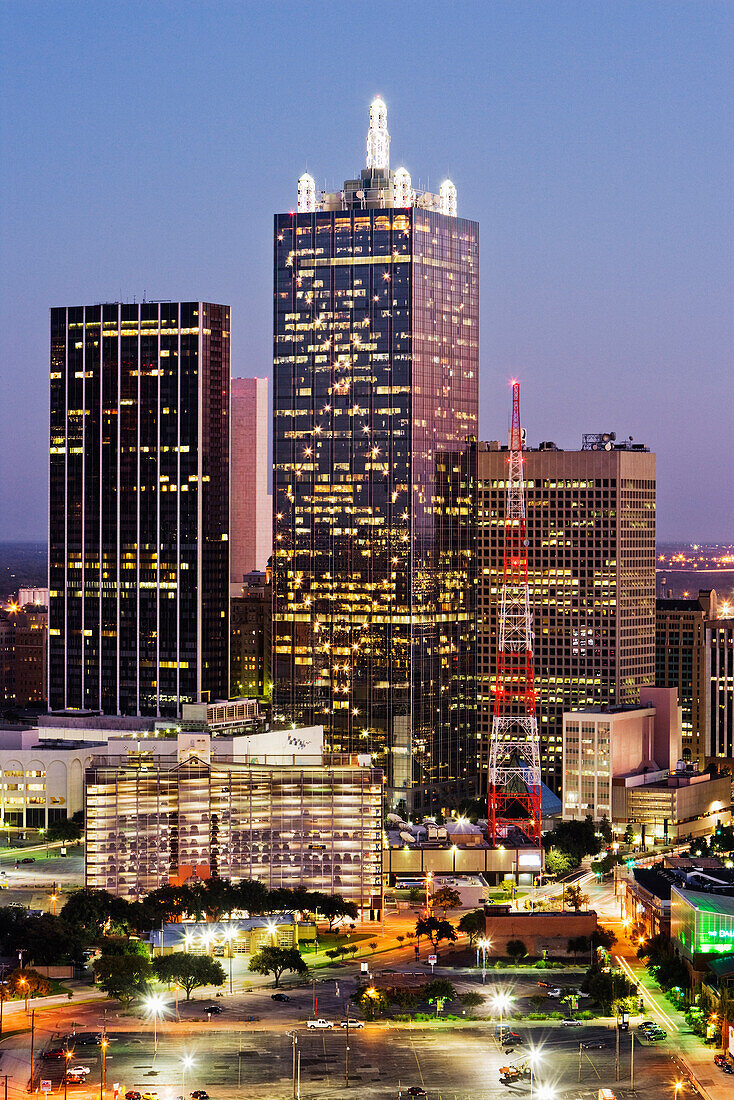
[307,1019,334,1030]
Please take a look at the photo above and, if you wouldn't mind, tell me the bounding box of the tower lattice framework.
[488,382,542,846]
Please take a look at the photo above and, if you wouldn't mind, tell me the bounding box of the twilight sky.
[0,0,732,542]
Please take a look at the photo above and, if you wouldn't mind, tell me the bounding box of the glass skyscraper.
[49,301,230,717]
[272,100,479,810]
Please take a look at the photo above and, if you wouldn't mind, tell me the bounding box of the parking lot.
[33,1016,696,1100]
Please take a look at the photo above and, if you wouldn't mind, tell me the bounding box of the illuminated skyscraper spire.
[297,172,316,213]
[366,96,390,171]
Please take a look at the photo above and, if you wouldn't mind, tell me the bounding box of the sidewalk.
[615,953,730,1100]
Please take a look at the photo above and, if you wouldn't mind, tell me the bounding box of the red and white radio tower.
[488,381,542,847]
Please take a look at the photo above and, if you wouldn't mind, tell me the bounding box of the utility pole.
[2,1072,9,1100]
[345,1005,350,1088]
[630,1030,635,1091]
[290,1031,297,1100]
[615,1018,620,1081]
[100,1030,108,1100]
[29,1009,35,1093]
[578,1041,582,1083]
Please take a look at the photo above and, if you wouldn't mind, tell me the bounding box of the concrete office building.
[562,686,682,823]
[477,435,656,791]
[49,302,230,718]
[656,590,716,766]
[0,606,47,709]
[273,98,478,809]
[230,570,271,701]
[230,377,271,590]
[706,617,734,764]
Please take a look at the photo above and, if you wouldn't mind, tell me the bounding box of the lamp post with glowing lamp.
[19,978,28,1013]
[50,894,57,916]
[426,871,433,912]
[63,1048,72,1100]
[99,1034,108,1100]
[224,928,234,993]
[491,990,513,1045]
[182,1055,194,1098]
[477,938,491,983]
[144,993,165,1052]
[266,921,278,947]
[528,1047,544,1100]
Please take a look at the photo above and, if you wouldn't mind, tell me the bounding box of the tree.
[506,939,527,962]
[460,991,484,1009]
[6,968,51,999]
[423,978,456,1004]
[414,916,457,951]
[234,879,270,916]
[623,824,635,846]
[598,816,613,843]
[407,888,424,905]
[431,886,462,918]
[567,936,590,958]
[153,952,225,1000]
[563,884,590,912]
[545,847,575,875]
[316,894,359,932]
[592,927,617,951]
[60,889,129,937]
[248,946,308,988]
[46,818,83,843]
[542,816,602,863]
[93,953,152,1003]
[458,908,485,946]
[368,941,378,955]
[353,985,390,1020]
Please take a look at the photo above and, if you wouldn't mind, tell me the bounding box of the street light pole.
[100,1033,107,1100]
[345,1005,350,1088]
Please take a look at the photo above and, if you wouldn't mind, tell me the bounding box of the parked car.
[68,1067,91,1077]
[721,1063,734,1075]
[561,1019,582,1027]
[581,1040,607,1050]
[546,988,563,998]
[271,993,290,1002]
[339,1019,364,1029]
[307,1018,334,1030]
[714,1054,729,1068]
[20,857,35,864]
[190,1092,209,1098]
[141,1092,160,1100]
[43,1049,66,1060]
[406,1089,427,1098]
[65,1076,83,1086]
[203,1005,223,1015]
[125,1092,141,1100]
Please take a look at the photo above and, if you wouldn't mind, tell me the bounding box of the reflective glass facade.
[272,209,478,809]
[49,302,230,717]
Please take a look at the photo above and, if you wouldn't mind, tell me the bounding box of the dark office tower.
[49,302,230,717]
[655,590,716,767]
[272,99,478,810]
[476,434,656,792]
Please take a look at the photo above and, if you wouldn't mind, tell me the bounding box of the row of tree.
[61,880,358,939]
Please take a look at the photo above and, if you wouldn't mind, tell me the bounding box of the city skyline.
[1,2,732,544]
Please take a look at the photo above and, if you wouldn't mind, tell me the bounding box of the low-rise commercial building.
[484,905,598,957]
[672,887,734,965]
[612,767,731,843]
[150,915,301,957]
